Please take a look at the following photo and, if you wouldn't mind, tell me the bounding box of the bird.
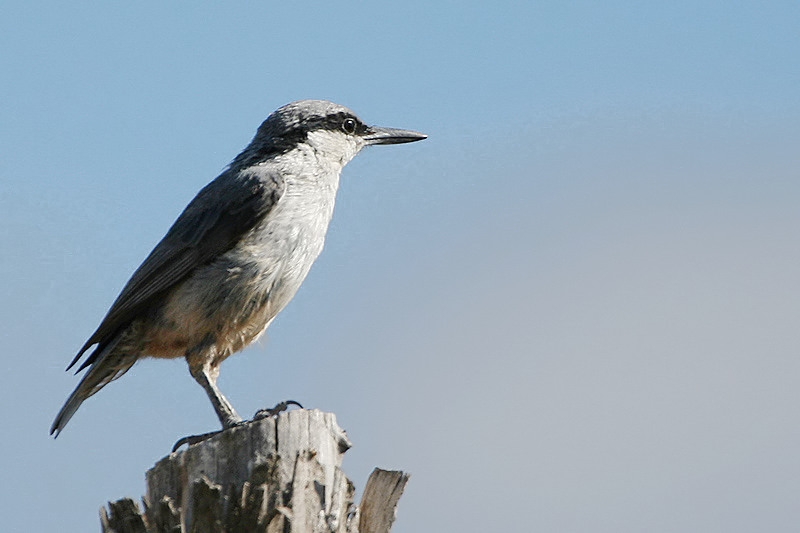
[51,99,426,437]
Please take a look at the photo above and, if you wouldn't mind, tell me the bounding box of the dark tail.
[51,336,136,437]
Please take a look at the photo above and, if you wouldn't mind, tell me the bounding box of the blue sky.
[2,2,800,531]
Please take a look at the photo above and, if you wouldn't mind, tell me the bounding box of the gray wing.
[68,170,285,372]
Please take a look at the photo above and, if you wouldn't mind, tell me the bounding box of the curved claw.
[253,400,304,420]
[171,420,248,452]
[172,429,223,453]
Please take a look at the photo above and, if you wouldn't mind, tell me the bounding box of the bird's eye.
[342,118,357,134]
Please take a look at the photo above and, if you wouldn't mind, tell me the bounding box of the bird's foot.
[171,401,302,452]
[253,400,303,420]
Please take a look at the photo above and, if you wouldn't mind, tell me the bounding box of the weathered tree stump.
[100,409,408,533]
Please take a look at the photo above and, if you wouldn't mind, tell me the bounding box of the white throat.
[305,129,365,168]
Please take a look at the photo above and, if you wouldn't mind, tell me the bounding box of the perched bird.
[51,100,426,437]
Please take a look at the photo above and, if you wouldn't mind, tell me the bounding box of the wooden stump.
[100,409,408,533]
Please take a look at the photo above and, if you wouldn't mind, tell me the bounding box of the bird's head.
[241,100,427,168]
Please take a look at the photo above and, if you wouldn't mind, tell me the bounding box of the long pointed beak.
[364,126,428,145]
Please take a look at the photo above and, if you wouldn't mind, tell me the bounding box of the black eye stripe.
[298,112,367,135]
[245,111,368,163]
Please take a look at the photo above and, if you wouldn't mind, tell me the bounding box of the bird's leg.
[173,362,244,452]
[188,361,243,429]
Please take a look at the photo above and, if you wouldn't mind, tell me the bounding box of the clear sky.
[2,1,800,531]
